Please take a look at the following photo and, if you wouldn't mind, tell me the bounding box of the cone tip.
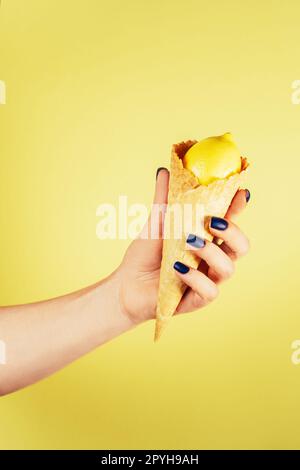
[154,321,162,342]
[154,317,170,342]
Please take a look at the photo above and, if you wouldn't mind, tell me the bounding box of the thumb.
[139,167,169,241]
[153,167,169,205]
[149,167,169,239]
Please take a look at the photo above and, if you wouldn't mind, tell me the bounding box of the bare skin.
[0,169,249,396]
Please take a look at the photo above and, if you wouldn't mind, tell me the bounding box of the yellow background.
[1,0,300,450]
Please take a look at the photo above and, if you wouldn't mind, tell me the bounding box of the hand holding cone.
[155,134,249,341]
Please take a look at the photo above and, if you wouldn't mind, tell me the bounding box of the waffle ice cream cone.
[154,140,248,341]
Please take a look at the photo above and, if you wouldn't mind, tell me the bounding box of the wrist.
[81,271,137,348]
[102,269,140,330]
[113,266,150,327]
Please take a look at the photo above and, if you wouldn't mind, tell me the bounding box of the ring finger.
[186,234,235,283]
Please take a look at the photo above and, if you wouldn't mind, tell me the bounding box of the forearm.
[0,271,134,396]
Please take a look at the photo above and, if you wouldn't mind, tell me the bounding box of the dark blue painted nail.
[173,261,190,274]
[245,189,251,203]
[156,167,168,179]
[210,216,228,231]
[186,233,206,248]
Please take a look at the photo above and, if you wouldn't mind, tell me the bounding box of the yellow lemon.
[183,133,241,185]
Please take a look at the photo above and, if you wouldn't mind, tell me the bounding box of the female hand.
[118,168,250,324]
[0,167,250,395]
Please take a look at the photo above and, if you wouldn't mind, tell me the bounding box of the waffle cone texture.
[154,140,248,341]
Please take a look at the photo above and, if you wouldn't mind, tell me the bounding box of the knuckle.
[205,282,219,302]
[223,260,235,278]
[238,236,250,257]
[192,293,204,309]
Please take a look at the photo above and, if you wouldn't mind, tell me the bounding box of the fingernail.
[173,261,190,274]
[245,189,251,203]
[156,167,167,179]
[186,233,206,248]
[210,216,228,231]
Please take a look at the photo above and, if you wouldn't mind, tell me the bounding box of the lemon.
[183,133,241,185]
